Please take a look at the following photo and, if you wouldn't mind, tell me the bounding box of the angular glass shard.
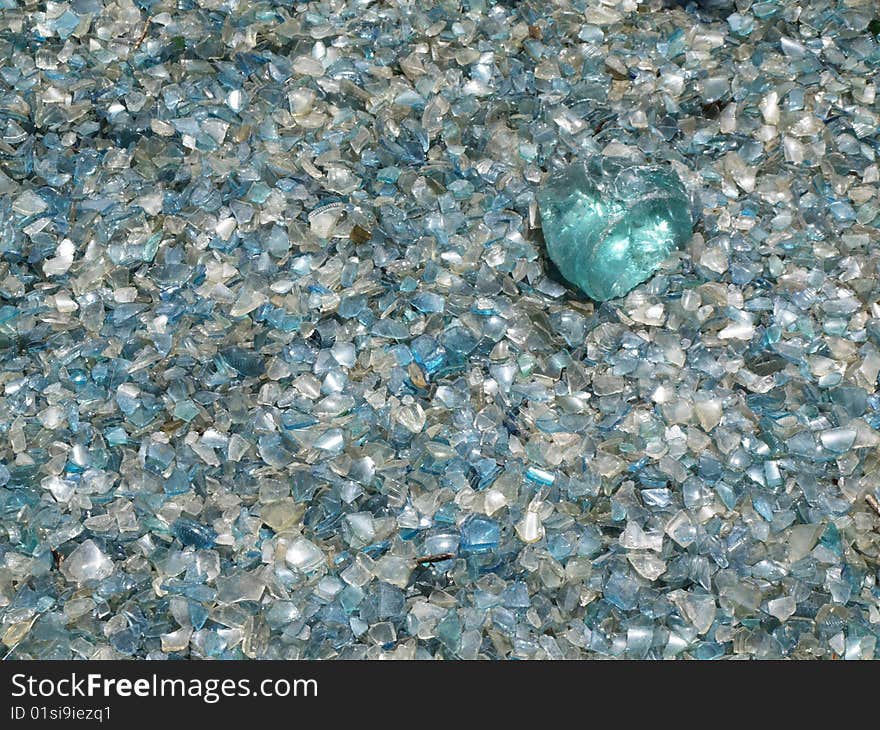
[767,596,796,622]
[285,537,326,573]
[215,572,265,604]
[819,427,856,454]
[171,517,216,549]
[373,555,412,589]
[218,347,265,377]
[61,540,114,583]
[537,157,693,301]
[460,515,500,554]
[627,552,667,581]
[604,571,639,610]
[160,627,192,653]
[669,590,717,634]
[230,287,267,317]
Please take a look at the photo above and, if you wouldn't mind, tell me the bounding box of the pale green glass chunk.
[537,157,693,301]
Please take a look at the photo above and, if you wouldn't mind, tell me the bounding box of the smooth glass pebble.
[537,157,693,301]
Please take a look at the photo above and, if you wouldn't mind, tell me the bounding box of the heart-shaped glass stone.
[537,157,693,301]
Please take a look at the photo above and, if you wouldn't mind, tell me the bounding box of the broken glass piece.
[171,517,217,549]
[285,538,326,573]
[460,516,500,554]
[60,540,114,584]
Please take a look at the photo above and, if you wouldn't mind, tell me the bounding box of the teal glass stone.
[537,157,693,301]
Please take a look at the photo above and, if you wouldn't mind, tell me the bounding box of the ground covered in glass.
[1,0,880,659]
